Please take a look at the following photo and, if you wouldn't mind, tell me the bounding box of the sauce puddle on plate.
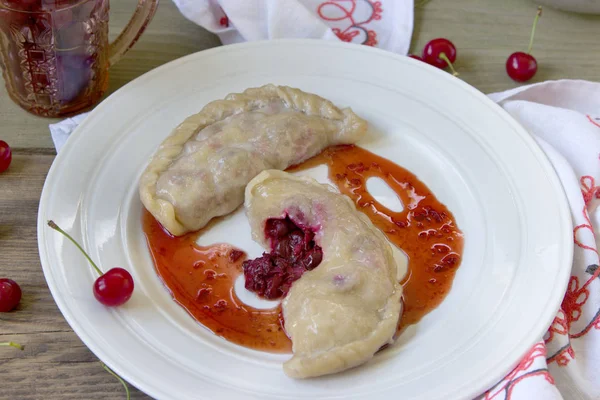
[143,145,464,352]
[143,211,291,352]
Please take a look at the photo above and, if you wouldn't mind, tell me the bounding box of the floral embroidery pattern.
[547,344,575,366]
[317,0,382,46]
[545,153,600,368]
[544,309,568,344]
[484,343,555,400]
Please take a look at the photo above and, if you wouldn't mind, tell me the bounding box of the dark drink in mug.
[0,0,158,117]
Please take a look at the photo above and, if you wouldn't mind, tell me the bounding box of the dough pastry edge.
[140,84,367,236]
[245,170,403,379]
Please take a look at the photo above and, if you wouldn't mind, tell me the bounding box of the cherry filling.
[242,217,323,300]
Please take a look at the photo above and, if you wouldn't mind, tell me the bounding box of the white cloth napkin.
[48,113,87,153]
[172,0,413,54]
[479,80,600,400]
[47,1,600,398]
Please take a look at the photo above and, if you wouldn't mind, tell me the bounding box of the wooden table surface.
[1,1,599,398]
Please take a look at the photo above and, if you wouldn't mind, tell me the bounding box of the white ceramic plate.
[37,40,572,400]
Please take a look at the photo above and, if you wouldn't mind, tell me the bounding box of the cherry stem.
[439,53,459,76]
[527,6,543,54]
[47,220,103,276]
[101,362,130,400]
[0,342,24,350]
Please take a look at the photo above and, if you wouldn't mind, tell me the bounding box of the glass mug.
[0,0,158,117]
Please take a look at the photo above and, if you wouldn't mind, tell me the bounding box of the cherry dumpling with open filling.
[139,84,367,236]
[244,170,402,379]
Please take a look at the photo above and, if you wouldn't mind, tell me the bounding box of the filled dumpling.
[244,170,402,379]
[139,84,367,236]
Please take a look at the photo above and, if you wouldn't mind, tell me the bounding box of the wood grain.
[0,0,598,399]
[412,0,600,92]
[0,155,149,399]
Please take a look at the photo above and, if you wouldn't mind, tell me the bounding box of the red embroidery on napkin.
[544,309,569,344]
[573,205,598,255]
[484,343,554,400]
[546,160,600,366]
[563,262,600,339]
[566,163,600,337]
[563,188,600,339]
[571,307,600,339]
[581,175,600,205]
[547,344,575,366]
[219,7,229,27]
[317,0,382,46]
[587,115,600,129]
[561,220,600,339]
[563,274,591,326]
[505,370,555,399]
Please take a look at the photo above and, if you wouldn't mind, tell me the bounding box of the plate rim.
[37,38,573,400]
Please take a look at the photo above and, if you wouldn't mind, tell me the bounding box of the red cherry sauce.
[142,211,291,352]
[142,144,464,351]
[289,145,464,327]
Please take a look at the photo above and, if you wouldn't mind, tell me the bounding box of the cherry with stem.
[506,6,542,82]
[47,220,134,307]
[422,38,459,76]
[439,53,458,76]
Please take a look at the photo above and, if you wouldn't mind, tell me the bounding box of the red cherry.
[506,52,537,82]
[93,268,134,307]
[47,220,134,307]
[0,140,12,173]
[506,6,542,82]
[408,54,423,61]
[422,38,458,76]
[0,279,22,312]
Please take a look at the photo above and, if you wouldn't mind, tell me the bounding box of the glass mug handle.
[108,0,159,66]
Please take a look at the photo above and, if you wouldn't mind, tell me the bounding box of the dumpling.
[244,170,402,379]
[139,84,367,236]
